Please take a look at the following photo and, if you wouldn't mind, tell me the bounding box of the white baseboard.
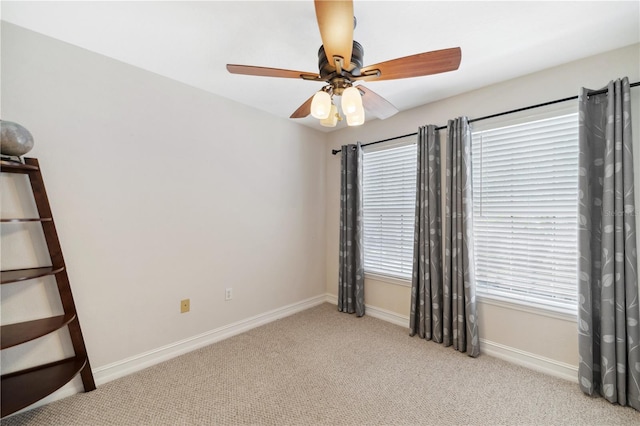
[480,338,578,383]
[324,293,577,383]
[365,305,410,328]
[93,294,327,384]
[325,293,338,305]
[8,294,328,417]
[324,293,410,328]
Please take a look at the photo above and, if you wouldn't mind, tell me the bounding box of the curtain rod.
[331,81,640,155]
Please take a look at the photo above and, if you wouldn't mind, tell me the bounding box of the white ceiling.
[2,1,639,132]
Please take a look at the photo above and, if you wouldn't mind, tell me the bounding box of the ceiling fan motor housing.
[318,40,364,79]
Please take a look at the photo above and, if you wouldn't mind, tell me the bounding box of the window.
[362,140,417,280]
[471,112,579,315]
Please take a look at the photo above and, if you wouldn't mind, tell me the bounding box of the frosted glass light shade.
[320,104,338,127]
[346,105,365,126]
[341,86,362,115]
[311,91,331,119]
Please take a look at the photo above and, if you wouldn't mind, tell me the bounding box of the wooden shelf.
[1,266,65,285]
[1,357,87,417]
[1,314,76,349]
[0,159,39,173]
[1,157,95,418]
[1,218,53,223]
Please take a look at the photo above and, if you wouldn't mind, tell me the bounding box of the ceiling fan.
[226,0,461,127]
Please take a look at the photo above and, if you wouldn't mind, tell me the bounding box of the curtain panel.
[410,125,443,341]
[410,120,480,357]
[338,143,365,317]
[444,117,480,357]
[577,77,640,410]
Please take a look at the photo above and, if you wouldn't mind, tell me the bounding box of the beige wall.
[325,43,640,368]
[1,22,326,380]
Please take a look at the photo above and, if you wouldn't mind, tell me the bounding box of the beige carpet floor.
[3,303,640,425]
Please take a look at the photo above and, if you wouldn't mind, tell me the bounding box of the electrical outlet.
[180,298,190,313]
[225,288,233,301]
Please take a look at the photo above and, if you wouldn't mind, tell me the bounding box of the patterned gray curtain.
[577,77,640,411]
[410,125,443,341]
[443,117,480,357]
[338,143,365,317]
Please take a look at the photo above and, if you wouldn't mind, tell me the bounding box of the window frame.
[470,103,580,317]
[361,136,417,283]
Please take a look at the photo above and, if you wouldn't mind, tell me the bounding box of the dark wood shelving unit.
[1,314,76,349]
[1,357,87,417]
[1,266,66,285]
[1,157,95,418]
[1,218,53,223]
[0,160,39,173]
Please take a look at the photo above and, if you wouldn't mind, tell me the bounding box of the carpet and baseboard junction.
[3,298,638,425]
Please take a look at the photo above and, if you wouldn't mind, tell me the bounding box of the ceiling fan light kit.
[346,105,365,127]
[320,104,340,127]
[311,90,332,119]
[311,84,365,127]
[226,0,462,128]
[341,86,362,115]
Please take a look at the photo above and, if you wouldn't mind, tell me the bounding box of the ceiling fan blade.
[358,85,399,120]
[314,0,353,68]
[356,47,462,82]
[290,94,315,119]
[227,64,320,80]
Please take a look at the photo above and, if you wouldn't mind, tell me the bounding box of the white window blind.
[363,143,417,280]
[471,113,579,314]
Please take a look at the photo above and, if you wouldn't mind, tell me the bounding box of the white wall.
[325,43,640,375]
[1,22,326,402]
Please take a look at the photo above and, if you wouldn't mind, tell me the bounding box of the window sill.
[477,295,577,323]
[364,272,411,287]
